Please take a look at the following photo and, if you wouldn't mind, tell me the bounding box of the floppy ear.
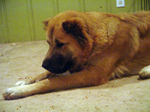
[62,17,88,46]
[43,18,51,30]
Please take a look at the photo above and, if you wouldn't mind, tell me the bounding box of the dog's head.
[42,11,92,74]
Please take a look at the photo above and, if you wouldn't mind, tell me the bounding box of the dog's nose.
[42,60,49,70]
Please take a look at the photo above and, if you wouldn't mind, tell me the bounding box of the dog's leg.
[110,65,129,79]
[139,65,150,79]
[15,71,51,86]
[3,68,108,100]
[3,52,120,100]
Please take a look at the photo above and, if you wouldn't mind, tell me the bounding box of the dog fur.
[3,10,150,100]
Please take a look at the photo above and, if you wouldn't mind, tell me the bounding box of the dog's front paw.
[3,84,35,100]
[3,86,29,100]
[139,65,150,79]
[15,78,34,86]
[15,80,28,86]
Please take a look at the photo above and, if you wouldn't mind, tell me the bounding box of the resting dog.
[3,10,150,100]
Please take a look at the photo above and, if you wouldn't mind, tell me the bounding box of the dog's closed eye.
[56,43,64,48]
[55,39,65,48]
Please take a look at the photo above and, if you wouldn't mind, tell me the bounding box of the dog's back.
[118,11,150,38]
[111,11,150,79]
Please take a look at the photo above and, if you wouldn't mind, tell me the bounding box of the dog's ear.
[62,17,86,36]
[62,17,88,47]
[43,18,51,30]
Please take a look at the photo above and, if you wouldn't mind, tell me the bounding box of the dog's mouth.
[43,61,74,74]
[42,53,74,74]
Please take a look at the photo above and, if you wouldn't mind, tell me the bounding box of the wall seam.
[1,0,10,43]
[26,0,36,41]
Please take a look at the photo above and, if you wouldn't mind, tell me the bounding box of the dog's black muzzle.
[42,53,73,74]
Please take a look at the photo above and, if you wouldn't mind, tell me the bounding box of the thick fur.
[3,11,150,100]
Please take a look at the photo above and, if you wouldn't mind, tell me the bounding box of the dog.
[3,10,150,100]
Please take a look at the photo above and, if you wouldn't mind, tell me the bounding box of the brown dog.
[3,10,150,100]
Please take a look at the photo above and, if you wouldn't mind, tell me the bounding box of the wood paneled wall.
[0,0,143,43]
